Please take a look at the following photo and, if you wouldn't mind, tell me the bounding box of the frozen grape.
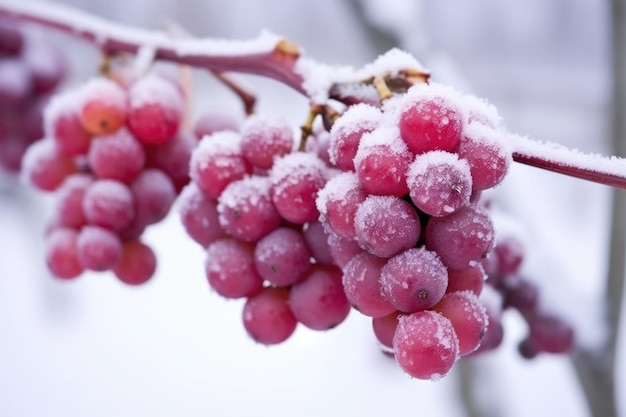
[397,83,464,155]
[502,278,539,311]
[393,310,460,380]
[54,173,94,229]
[243,287,298,345]
[458,123,511,191]
[527,313,574,354]
[146,130,196,192]
[328,103,382,171]
[425,206,495,270]
[45,228,83,279]
[189,130,250,200]
[342,252,396,317]
[354,196,420,258]
[353,127,412,197]
[254,227,312,286]
[77,77,127,136]
[327,232,362,268]
[130,168,177,226]
[240,114,294,169]
[44,90,92,155]
[88,128,146,183]
[407,151,472,217]
[270,152,327,224]
[82,179,135,231]
[178,183,225,247]
[218,175,281,242]
[205,238,264,299]
[446,264,486,296]
[316,171,366,240]
[380,247,448,313]
[372,311,401,352]
[22,138,76,192]
[302,221,334,265]
[289,265,350,330]
[114,240,157,285]
[128,73,185,144]
[76,226,123,271]
[433,291,489,356]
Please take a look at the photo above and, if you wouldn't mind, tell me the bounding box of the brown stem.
[212,72,257,116]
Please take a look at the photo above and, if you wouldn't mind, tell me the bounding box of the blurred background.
[0,0,623,416]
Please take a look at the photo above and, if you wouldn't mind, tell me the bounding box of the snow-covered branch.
[0,0,307,93]
[2,0,626,190]
[510,134,626,189]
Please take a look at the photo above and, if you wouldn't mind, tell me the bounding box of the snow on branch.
[0,0,307,93]
[510,134,626,189]
[1,0,626,189]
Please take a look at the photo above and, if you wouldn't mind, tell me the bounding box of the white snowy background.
[0,0,623,416]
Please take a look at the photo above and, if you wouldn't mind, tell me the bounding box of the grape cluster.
[180,114,351,344]
[180,81,574,380]
[315,82,514,379]
[25,69,194,285]
[0,17,65,173]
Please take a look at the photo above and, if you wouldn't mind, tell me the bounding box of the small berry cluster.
[0,17,65,173]
[482,233,575,358]
[316,82,513,379]
[24,69,193,285]
[180,114,351,344]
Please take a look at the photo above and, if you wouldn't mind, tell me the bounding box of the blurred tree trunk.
[572,1,625,416]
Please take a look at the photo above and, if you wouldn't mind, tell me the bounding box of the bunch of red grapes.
[180,113,350,343]
[24,68,195,285]
[0,17,65,173]
[180,81,574,381]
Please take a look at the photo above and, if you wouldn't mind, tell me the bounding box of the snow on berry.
[21,137,76,191]
[82,179,135,231]
[270,151,328,224]
[88,127,146,183]
[77,77,127,136]
[380,247,448,313]
[240,113,295,169]
[43,89,91,155]
[395,82,466,155]
[353,126,412,196]
[342,251,396,318]
[189,130,250,199]
[354,195,420,258]
[127,73,185,145]
[178,183,226,248]
[205,238,264,299]
[458,123,512,191]
[407,150,472,217]
[425,205,495,270]
[217,175,281,242]
[76,225,123,272]
[461,93,502,129]
[316,171,367,240]
[433,290,489,356]
[253,227,312,286]
[393,310,460,380]
[328,103,382,171]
